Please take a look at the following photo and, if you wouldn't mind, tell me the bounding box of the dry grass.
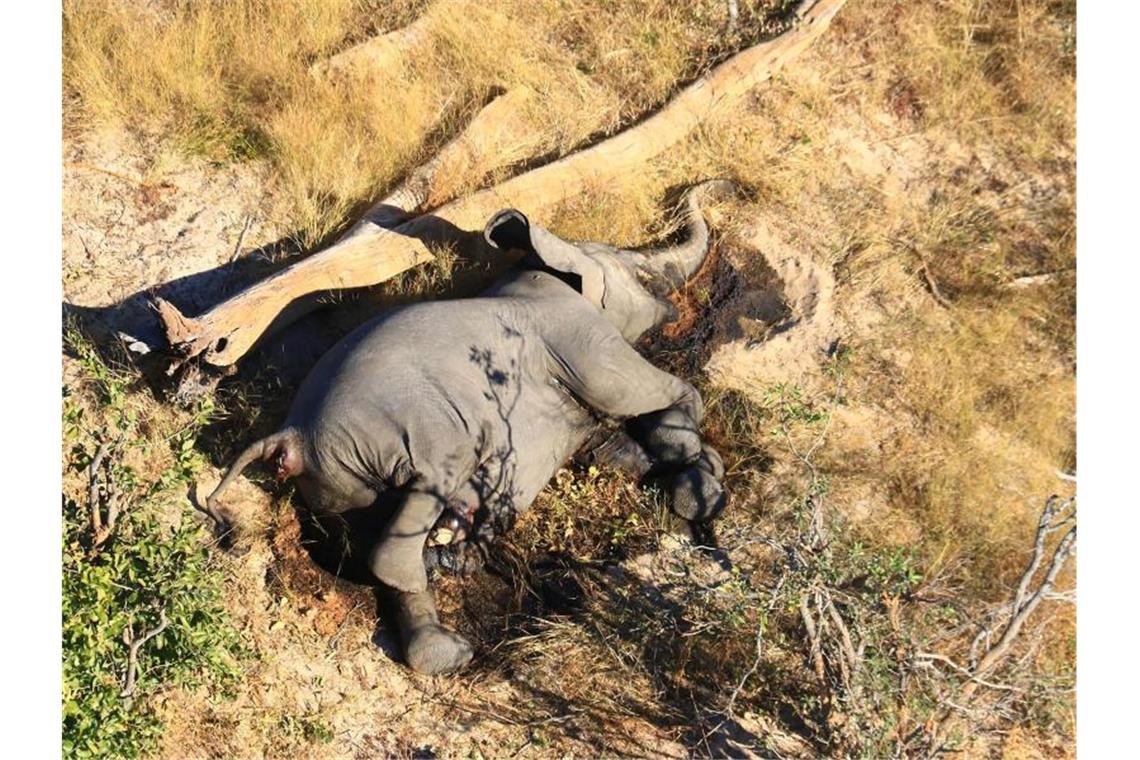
[63,0,785,245]
[62,0,1075,756]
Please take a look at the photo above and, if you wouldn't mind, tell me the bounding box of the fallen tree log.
[341,86,544,233]
[311,7,436,82]
[156,0,846,376]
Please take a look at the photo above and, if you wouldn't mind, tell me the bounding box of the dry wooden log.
[311,9,436,82]
[156,0,847,373]
[165,86,547,378]
[342,86,543,233]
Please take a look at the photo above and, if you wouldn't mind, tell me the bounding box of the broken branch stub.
[157,0,847,373]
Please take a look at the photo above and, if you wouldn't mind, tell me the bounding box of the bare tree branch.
[974,522,1074,678]
[121,609,170,701]
[87,440,109,540]
[87,436,128,550]
[921,496,1076,755]
[801,593,827,683]
[913,652,1021,693]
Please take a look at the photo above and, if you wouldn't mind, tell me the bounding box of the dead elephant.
[206,180,733,674]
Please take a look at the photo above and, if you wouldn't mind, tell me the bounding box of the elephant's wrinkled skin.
[207,181,732,674]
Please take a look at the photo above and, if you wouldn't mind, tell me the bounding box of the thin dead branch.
[919,496,1076,755]
[121,609,170,701]
[228,215,254,264]
[912,652,1021,693]
[826,598,860,681]
[87,437,127,549]
[911,244,953,308]
[1003,268,1073,290]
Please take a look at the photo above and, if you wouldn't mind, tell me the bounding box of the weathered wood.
[342,86,542,233]
[311,9,435,82]
[157,0,847,371]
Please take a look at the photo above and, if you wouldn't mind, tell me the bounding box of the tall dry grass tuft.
[63,0,357,154]
[857,0,1075,164]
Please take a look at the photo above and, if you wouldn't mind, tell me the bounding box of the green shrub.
[62,497,241,758]
[62,345,242,759]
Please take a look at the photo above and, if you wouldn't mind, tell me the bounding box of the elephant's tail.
[640,179,737,290]
[203,429,303,525]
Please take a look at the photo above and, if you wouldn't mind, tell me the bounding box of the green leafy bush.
[62,343,242,759]
[62,498,241,758]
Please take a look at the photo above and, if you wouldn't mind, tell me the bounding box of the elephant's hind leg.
[550,329,727,523]
[393,587,473,675]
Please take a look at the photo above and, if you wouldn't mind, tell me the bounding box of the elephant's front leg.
[583,417,726,523]
[369,488,447,593]
[576,426,654,479]
[392,586,473,675]
[550,329,727,524]
[627,408,727,523]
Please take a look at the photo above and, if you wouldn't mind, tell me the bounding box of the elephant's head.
[483,180,732,342]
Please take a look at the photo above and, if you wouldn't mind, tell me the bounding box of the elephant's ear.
[484,209,606,309]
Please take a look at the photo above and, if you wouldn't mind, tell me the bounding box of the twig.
[87,441,110,540]
[974,522,1074,678]
[913,652,1020,692]
[1003,268,1074,290]
[922,497,1076,754]
[87,438,126,549]
[800,594,826,683]
[699,570,788,745]
[726,0,740,33]
[1011,498,1067,620]
[64,160,147,187]
[121,609,170,700]
[914,249,952,308]
[229,215,254,263]
[826,598,859,679]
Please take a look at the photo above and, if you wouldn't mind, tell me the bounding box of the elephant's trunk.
[638,179,735,290]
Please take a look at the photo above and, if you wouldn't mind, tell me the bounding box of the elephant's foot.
[669,444,726,522]
[404,624,474,675]
[393,587,473,675]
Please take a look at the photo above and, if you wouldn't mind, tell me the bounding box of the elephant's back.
[285,297,558,491]
[292,300,531,412]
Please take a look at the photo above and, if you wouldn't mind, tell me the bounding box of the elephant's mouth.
[428,501,478,546]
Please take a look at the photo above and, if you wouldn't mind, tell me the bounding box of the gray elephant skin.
[206,180,733,675]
